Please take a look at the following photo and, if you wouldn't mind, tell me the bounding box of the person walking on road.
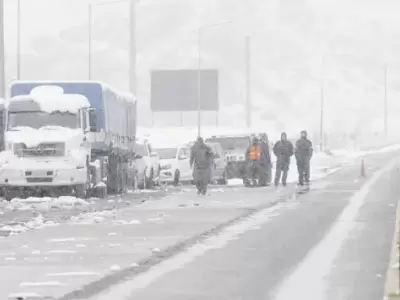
[273,132,294,187]
[260,133,272,185]
[190,137,214,195]
[295,130,313,186]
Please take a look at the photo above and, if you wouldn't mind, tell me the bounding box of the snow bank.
[5,197,89,211]
[70,210,116,224]
[0,214,58,236]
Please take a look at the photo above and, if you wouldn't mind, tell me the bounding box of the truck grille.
[15,142,65,157]
[27,178,53,183]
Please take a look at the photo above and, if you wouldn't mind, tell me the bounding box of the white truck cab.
[0,86,94,199]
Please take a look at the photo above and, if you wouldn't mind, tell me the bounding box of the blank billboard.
[151,69,219,112]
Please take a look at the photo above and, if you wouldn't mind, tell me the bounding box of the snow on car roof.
[10,85,90,113]
[10,80,136,104]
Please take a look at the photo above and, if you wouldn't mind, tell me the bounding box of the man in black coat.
[190,137,213,195]
[273,132,294,187]
[295,130,313,185]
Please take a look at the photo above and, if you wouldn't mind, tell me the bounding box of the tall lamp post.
[197,21,232,137]
[0,0,5,98]
[16,0,21,79]
[383,63,388,139]
[88,0,137,94]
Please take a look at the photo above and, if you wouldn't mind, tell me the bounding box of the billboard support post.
[197,28,202,137]
[0,0,5,98]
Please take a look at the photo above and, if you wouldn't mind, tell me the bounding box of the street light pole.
[196,21,232,137]
[0,0,5,98]
[384,64,388,139]
[320,78,324,151]
[88,4,92,80]
[88,0,135,87]
[245,35,251,128]
[197,27,202,137]
[129,0,137,94]
[16,0,21,79]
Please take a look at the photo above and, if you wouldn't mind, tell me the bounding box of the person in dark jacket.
[273,132,294,187]
[295,130,313,185]
[260,133,272,185]
[190,137,213,195]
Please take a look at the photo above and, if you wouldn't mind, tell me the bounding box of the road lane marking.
[271,157,399,300]
[87,202,298,300]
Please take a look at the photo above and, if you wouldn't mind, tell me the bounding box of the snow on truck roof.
[10,80,136,104]
[9,86,90,113]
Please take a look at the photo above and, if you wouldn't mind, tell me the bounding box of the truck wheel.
[146,170,154,189]
[75,184,88,199]
[173,170,180,186]
[137,170,148,190]
[218,171,228,185]
[95,186,107,199]
[4,188,18,201]
[154,167,161,187]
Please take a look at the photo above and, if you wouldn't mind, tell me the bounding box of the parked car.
[132,139,160,189]
[205,135,252,180]
[206,142,227,184]
[155,144,192,185]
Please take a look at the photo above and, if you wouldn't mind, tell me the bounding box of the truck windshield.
[205,137,250,150]
[8,111,80,130]
[155,148,177,159]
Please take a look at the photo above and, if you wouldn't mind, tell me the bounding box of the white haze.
[2,0,400,138]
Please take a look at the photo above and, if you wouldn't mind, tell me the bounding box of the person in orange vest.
[244,136,264,186]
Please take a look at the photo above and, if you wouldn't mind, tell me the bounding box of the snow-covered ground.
[0,189,170,237]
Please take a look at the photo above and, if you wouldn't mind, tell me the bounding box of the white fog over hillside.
[2,0,400,138]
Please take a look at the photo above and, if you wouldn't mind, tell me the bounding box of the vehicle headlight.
[161,164,172,170]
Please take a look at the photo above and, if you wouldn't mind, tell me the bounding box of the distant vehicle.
[205,135,252,181]
[132,139,160,189]
[206,142,227,184]
[155,144,192,185]
[0,81,136,200]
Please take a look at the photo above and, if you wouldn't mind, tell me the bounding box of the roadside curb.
[57,186,299,300]
[384,200,400,299]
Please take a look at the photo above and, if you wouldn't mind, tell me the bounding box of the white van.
[154,144,192,185]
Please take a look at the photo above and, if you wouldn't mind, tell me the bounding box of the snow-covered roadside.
[0,189,171,237]
[0,197,88,236]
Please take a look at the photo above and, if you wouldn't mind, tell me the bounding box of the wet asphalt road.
[103,151,400,300]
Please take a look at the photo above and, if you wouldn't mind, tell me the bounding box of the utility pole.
[88,4,92,80]
[384,64,388,139]
[245,36,251,128]
[0,0,5,98]
[129,0,137,94]
[320,79,324,151]
[16,0,21,79]
[197,27,202,137]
